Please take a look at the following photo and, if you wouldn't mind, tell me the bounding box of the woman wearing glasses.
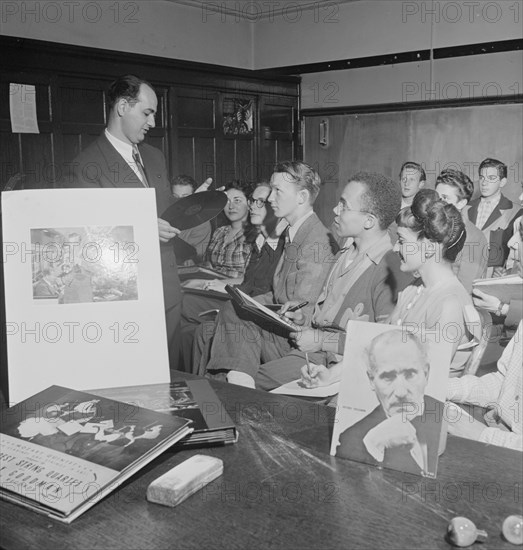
[202,182,282,293]
[179,181,284,371]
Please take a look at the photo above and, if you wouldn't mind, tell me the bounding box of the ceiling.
[167,0,361,21]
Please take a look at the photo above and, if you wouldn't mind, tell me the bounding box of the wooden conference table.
[1,373,521,550]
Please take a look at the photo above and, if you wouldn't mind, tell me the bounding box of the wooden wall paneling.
[234,138,255,182]
[147,85,169,161]
[177,93,216,130]
[0,74,55,189]
[259,138,276,180]
[220,140,236,186]
[0,132,21,188]
[1,37,299,192]
[259,95,299,179]
[173,87,218,184]
[56,76,109,186]
[58,79,106,126]
[19,129,55,189]
[276,140,294,166]
[193,137,217,184]
[219,93,257,183]
[176,136,197,177]
[175,133,217,183]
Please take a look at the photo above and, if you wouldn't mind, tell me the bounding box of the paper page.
[2,188,170,404]
[9,83,40,134]
[271,379,340,397]
[473,274,522,285]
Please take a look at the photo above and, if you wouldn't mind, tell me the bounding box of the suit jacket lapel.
[96,134,143,188]
[482,194,514,229]
[467,200,479,224]
[274,213,318,288]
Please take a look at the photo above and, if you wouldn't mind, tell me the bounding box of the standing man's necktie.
[132,146,149,187]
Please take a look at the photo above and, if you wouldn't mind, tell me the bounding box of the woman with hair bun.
[387,188,473,375]
[302,189,475,389]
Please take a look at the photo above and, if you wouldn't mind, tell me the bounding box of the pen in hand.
[286,301,308,313]
[305,352,312,376]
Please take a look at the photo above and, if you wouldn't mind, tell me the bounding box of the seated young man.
[472,212,523,343]
[388,161,426,243]
[203,160,339,386]
[464,158,521,276]
[171,174,212,264]
[399,161,426,210]
[207,171,410,390]
[435,169,489,291]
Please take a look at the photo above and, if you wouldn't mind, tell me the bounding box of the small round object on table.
[447,517,488,547]
[502,515,523,545]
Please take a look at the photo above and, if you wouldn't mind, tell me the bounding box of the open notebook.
[225,285,298,334]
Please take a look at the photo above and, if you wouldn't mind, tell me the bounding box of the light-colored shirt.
[265,219,289,251]
[388,276,473,375]
[105,129,145,185]
[447,321,522,451]
[288,209,314,243]
[476,191,502,229]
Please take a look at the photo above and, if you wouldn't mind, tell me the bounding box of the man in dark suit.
[65,75,181,367]
[464,158,521,275]
[336,330,444,477]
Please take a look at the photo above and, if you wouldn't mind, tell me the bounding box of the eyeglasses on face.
[336,200,372,215]
[248,197,267,208]
[479,174,500,183]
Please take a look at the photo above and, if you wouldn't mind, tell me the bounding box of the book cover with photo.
[331,321,452,478]
[90,379,238,447]
[0,385,192,523]
[30,226,139,304]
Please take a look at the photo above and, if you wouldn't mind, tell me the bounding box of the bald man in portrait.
[336,331,445,477]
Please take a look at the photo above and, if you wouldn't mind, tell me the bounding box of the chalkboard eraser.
[146,455,223,507]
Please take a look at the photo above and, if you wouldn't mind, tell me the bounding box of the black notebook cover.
[90,379,238,447]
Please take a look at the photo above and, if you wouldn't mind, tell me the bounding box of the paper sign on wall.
[9,83,40,134]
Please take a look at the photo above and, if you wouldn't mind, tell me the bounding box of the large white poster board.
[2,188,170,404]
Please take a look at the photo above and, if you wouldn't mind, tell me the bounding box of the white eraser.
[146,454,223,507]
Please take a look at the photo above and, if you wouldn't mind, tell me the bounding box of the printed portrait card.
[331,321,452,478]
[2,188,170,404]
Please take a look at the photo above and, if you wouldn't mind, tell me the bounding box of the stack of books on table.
[90,379,239,448]
[0,379,237,523]
[0,385,192,523]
